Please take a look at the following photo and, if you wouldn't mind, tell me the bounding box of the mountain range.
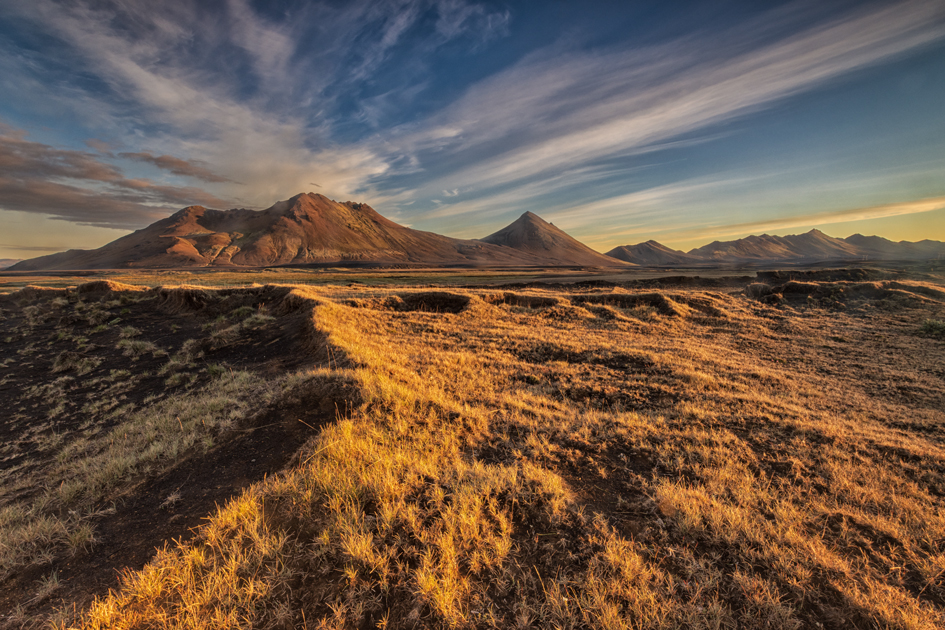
[607,229,945,265]
[7,193,944,271]
[9,193,625,270]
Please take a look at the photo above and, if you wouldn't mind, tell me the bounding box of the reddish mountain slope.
[479,212,628,267]
[10,194,556,270]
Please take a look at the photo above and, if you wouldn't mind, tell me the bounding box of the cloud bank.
[0,125,231,227]
[117,153,234,183]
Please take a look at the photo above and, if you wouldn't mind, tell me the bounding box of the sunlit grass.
[3,278,942,628]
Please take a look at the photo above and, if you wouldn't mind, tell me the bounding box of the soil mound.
[571,292,691,317]
[756,269,893,283]
[399,291,471,313]
[345,291,473,314]
[74,280,145,298]
[482,292,563,309]
[0,284,359,619]
[3,285,66,304]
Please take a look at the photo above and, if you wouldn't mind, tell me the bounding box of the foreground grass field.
[2,271,944,628]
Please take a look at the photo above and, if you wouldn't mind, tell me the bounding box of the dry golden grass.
[5,276,944,628]
[0,267,617,296]
[0,283,326,607]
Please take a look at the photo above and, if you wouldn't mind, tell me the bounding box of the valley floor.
[1,270,944,629]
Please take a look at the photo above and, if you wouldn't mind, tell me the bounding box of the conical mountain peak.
[481,212,627,267]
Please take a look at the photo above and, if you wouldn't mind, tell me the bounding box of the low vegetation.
[2,274,944,628]
[920,318,945,339]
[0,282,326,620]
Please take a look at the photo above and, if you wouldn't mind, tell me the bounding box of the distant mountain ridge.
[606,241,701,266]
[608,229,945,266]
[8,193,625,270]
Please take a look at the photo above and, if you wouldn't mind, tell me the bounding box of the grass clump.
[51,351,101,375]
[919,318,945,339]
[118,326,140,339]
[241,311,276,329]
[116,338,161,358]
[229,305,255,319]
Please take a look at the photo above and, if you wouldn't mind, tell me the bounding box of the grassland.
[1,271,944,629]
[0,267,623,295]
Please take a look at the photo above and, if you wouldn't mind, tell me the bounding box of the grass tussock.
[116,338,161,358]
[919,318,945,339]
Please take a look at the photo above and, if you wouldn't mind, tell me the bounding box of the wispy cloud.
[118,152,234,183]
[684,195,945,243]
[382,0,945,221]
[0,243,75,253]
[84,138,117,154]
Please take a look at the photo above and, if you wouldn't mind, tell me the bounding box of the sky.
[1,0,944,261]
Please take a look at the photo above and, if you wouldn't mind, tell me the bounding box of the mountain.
[9,194,619,271]
[688,229,945,263]
[688,229,862,262]
[843,234,945,260]
[606,241,700,266]
[0,259,22,269]
[480,212,628,267]
[605,230,945,266]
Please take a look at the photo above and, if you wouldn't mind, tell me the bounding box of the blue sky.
[1,0,944,260]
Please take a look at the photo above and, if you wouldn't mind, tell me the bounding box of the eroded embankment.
[746,277,945,309]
